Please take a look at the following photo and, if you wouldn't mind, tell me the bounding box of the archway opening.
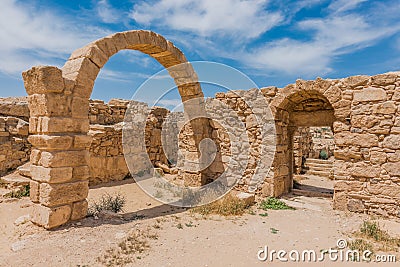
[284,90,336,198]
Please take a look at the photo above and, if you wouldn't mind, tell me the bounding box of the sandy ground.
[1,176,400,267]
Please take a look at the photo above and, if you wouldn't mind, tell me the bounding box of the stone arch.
[22,30,209,229]
[266,78,347,197]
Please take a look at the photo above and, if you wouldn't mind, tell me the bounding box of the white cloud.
[328,0,367,13]
[96,0,120,23]
[131,0,283,40]
[242,14,400,76]
[0,0,108,74]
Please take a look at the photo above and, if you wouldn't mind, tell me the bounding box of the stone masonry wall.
[293,127,312,174]
[0,116,30,175]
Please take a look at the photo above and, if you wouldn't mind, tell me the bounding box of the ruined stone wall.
[293,127,312,174]
[88,100,174,185]
[88,123,128,185]
[0,98,31,174]
[332,73,400,217]
[89,99,130,125]
[0,97,30,121]
[0,116,30,175]
[309,127,334,159]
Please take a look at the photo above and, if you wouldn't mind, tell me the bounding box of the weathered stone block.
[30,165,73,183]
[73,135,92,149]
[71,200,88,220]
[367,183,400,198]
[382,162,400,176]
[69,43,108,68]
[28,93,71,117]
[38,117,89,134]
[351,162,380,178]
[73,166,90,180]
[370,151,387,165]
[353,87,387,102]
[22,66,64,95]
[372,101,397,114]
[71,97,89,118]
[28,135,73,150]
[335,133,378,147]
[347,199,365,212]
[382,135,400,150]
[39,150,89,168]
[39,181,89,207]
[30,180,40,203]
[30,203,71,229]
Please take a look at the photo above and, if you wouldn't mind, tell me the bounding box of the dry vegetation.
[349,220,400,254]
[97,227,158,266]
[190,194,249,216]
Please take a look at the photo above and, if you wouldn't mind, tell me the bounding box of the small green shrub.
[87,193,126,217]
[4,185,30,198]
[259,197,295,210]
[348,239,374,253]
[319,149,328,160]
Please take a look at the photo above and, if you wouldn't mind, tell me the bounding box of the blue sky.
[1,0,400,108]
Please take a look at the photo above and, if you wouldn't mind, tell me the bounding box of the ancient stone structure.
[22,30,211,228]
[16,29,400,228]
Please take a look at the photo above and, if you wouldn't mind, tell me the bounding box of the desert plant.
[354,220,400,252]
[98,228,157,266]
[319,149,328,160]
[348,239,374,253]
[190,194,248,216]
[87,193,126,217]
[259,197,295,210]
[4,184,30,198]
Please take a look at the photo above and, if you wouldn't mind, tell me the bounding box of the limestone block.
[372,101,397,114]
[28,135,73,150]
[382,135,400,150]
[73,166,90,180]
[69,43,108,68]
[371,73,397,86]
[351,162,380,178]
[28,93,71,117]
[30,165,73,183]
[73,135,93,149]
[335,133,378,147]
[334,180,364,192]
[39,150,89,168]
[324,85,342,103]
[333,191,348,210]
[353,87,387,102]
[71,97,89,118]
[382,162,400,176]
[370,151,387,165]
[93,36,119,58]
[71,200,88,220]
[39,181,89,207]
[38,117,89,134]
[347,199,365,213]
[22,66,64,95]
[30,149,41,165]
[332,121,350,132]
[62,57,100,98]
[31,203,71,229]
[29,180,40,203]
[367,183,400,198]
[341,75,369,88]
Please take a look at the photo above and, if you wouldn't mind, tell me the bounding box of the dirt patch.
[1,179,399,266]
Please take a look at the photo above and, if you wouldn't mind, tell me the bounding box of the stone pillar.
[23,66,91,229]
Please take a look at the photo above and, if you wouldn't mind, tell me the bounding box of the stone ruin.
[1,30,399,228]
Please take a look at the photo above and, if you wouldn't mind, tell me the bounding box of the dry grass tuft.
[98,227,158,266]
[190,194,249,216]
